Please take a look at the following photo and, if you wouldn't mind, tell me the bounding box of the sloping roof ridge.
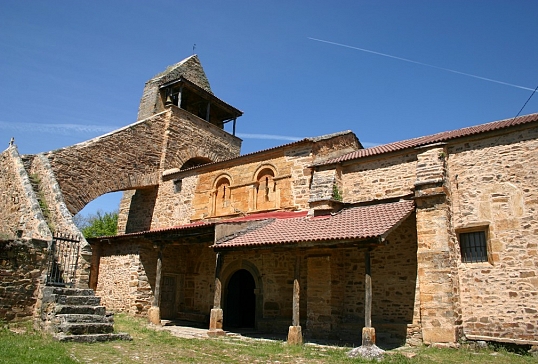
[151,55,197,80]
[211,199,416,249]
[321,112,538,165]
[306,130,354,142]
[169,130,355,175]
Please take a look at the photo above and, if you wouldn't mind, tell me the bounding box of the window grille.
[459,231,488,263]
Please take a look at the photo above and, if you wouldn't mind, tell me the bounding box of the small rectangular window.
[459,231,488,263]
[173,179,182,193]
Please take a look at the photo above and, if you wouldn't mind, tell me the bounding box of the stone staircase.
[38,286,131,343]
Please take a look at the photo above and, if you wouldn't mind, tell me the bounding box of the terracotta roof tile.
[320,112,538,165]
[89,211,307,241]
[212,200,415,249]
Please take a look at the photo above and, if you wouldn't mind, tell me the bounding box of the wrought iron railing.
[45,233,80,287]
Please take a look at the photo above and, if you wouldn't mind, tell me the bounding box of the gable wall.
[447,126,538,342]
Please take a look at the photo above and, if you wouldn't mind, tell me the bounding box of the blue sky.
[1,1,537,216]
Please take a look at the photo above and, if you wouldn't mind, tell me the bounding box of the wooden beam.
[213,252,224,308]
[152,245,163,307]
[364,249,372,328]
[292,255,301,326]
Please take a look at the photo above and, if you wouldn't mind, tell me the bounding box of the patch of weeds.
[332,183,343,201]
[29,173,54,231]
[489,341,532,356]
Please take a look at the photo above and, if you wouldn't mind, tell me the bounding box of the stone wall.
[161,106,241,171]
[448,127,538,343]
[94,238,217,320]
[0,146,51,241]
[26,154,92,287]
[117,187,158,234]
[158,243,215,321]
[341,152,417,203]
[339,123,538,344]
[94,239,155,316]
[150,133,358,228]
[0,239,48,321]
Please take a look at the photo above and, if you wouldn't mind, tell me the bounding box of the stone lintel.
[414,186,447,199]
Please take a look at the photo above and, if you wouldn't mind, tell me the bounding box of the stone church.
[1,55,537,347]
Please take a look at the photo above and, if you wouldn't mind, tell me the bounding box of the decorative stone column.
[148,243,163,325]
[287,255,303,344]
[414,144,462,343]
[208,252,225,337]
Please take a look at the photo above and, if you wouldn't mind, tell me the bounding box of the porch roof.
[211,199,415,250]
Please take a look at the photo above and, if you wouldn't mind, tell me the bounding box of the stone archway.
[224,269,256,328]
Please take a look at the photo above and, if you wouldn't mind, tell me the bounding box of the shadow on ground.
[160,319,405,350]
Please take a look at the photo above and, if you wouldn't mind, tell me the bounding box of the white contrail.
[0,121,118,135]
[308,37,535,92]
[236,133,303,141]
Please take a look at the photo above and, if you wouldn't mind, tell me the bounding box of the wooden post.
[362,248,377,347]
[148,244,163,325]
[208,252,225,336]
[89,241,101,291]
[348,247,384,359]
[292,256,301,327]
[365,249,372,328]
[214,252,223,308]
[288,254,303,344]
[206,102,211,122]
[177,85,183,108]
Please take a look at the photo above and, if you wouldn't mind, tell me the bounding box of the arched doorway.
[224,269,256,328]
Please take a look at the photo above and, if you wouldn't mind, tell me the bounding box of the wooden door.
[160,274,177,319]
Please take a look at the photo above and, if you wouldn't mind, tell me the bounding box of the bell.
[165,95,173,106]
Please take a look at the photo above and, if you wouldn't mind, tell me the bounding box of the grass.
[1,315,536,364]
[0,320,78,364]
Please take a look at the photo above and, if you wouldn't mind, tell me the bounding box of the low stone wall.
[0,239,48,321]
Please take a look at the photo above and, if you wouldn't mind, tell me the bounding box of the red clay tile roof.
[222,210,309,222]
[212,200,415,249]
[88,211,308,241]
[87,220,215,241]
[319,112,538,165]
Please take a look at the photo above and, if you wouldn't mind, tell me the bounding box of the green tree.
[75,210,118,238]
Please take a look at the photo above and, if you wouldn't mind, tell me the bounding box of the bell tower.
[137,55,242,135]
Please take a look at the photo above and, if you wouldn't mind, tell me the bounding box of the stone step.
[55,314,113,324]
[55,305,106,315]
[49,287,95,296]
[57,322,114,335]
[54,332,132,343]
[56,295,102,306]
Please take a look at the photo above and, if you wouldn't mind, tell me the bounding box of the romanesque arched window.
[213,176,233,216]
[255,168,277,211]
